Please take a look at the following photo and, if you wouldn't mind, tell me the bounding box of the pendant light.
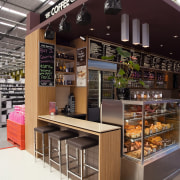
[142,23,149,48]
[76,4,91,25]
[44,24,55,40]
[59,14,71,32]
[132,19,140,45]
[121,14,129,42]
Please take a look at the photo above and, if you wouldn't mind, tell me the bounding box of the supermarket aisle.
[0,147,66,180]
[0,127,14,149]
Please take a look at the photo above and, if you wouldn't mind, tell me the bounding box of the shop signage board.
[40,0,77,22]
[39,42,55,87]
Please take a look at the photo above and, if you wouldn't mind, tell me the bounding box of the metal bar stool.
[48,130,78,176]
[34,126,59,167]
[66,136,99,180]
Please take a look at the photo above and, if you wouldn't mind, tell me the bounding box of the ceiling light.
[121,14,129,42]
[106,33,110,36]
[17,27,26,31]
[142,23,149,48]
[0,6,26,17]
[173,35,178,38]
[169,52,173,55]
[106,26,111,30]
[76,4,91,25]
[40,0,55,5]
[132,19,140,45]
[80,36,86,41]
[90,28,95,31]
[160,44,164,47]
[0,21,14,28]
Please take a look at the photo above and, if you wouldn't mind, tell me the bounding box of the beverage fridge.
[88,60,117,122]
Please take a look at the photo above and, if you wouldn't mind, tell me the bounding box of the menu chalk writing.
[90,40,104,59]
[39,42,55,86]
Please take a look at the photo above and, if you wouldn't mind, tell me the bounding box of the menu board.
[77,47,86,66]
[89,40,104,59]
[89,39,180,73]
[39,42,55,86]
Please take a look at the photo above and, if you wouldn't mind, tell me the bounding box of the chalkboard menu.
[39,42,55,86]
[89,39,180,73]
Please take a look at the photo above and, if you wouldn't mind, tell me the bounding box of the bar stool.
[48,130,78,175]
[66,136,99,180]
[34,126,59,167]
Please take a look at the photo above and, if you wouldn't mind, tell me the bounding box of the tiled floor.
[0,147,66,180]
[0,127,14,149]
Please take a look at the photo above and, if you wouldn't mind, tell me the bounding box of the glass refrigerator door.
[101,71,114,100]
[88,70,100,108]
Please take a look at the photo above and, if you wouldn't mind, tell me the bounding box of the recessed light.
[89,28,95,31]
[106,33,110,36]
[173,35,178,38]
[160,44,164,47]
[106,26,111,30]
[169,52,173,55]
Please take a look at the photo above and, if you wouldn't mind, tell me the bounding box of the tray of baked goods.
[124,136,176,159]
[125,121,173,142]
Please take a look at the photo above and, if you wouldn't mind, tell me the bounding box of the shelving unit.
[56,45,76,86]
[0,83,25,127]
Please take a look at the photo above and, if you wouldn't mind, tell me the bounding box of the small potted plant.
[103,47,144,99]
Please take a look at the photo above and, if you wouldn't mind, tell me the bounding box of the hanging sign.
[40,0,77,22]
[39,42,55,87]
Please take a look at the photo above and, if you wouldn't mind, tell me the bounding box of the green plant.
[105,47,145,88]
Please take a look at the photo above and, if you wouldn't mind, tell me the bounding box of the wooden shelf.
[56,58,75,62]
[56,71,75,75]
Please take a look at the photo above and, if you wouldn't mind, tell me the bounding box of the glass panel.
[124,104,142,160]
[102,71,114,99]
[88,70,99,108]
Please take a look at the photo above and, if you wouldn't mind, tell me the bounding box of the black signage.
[89,40,104,59]
[77,48,86,66]
[39,42,55,86]
[40,0,77,22]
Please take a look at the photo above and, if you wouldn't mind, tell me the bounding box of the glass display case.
[122,99,180,163]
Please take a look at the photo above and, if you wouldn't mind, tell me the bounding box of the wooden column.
[25,29,56,154]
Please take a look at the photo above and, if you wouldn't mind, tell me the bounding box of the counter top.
[38,115,120,133]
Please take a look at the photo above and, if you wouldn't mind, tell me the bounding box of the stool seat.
[34,126,59,133]
[48,130,78,140]
[67,136,98,150]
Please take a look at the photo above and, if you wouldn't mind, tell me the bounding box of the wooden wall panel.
[99,130,121,180]
[25,29,56,154]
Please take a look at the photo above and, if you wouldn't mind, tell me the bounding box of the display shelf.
[56,45,76,87]
[126,127,174,143]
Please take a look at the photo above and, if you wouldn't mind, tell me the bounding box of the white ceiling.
[0,0,59,74]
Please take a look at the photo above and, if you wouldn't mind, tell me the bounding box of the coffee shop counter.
[38,115,121,180]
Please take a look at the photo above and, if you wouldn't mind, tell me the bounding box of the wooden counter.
[38,115,121,180]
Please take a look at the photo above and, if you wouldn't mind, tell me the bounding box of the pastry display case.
[122,99,180,163]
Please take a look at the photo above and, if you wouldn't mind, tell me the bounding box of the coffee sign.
[41,0,77,22]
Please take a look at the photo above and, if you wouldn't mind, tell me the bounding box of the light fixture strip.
[0,6,26,17]
[121,14,129,42]
[142,23,149,48]
[132,19,140,45]
[0,21,26,31]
